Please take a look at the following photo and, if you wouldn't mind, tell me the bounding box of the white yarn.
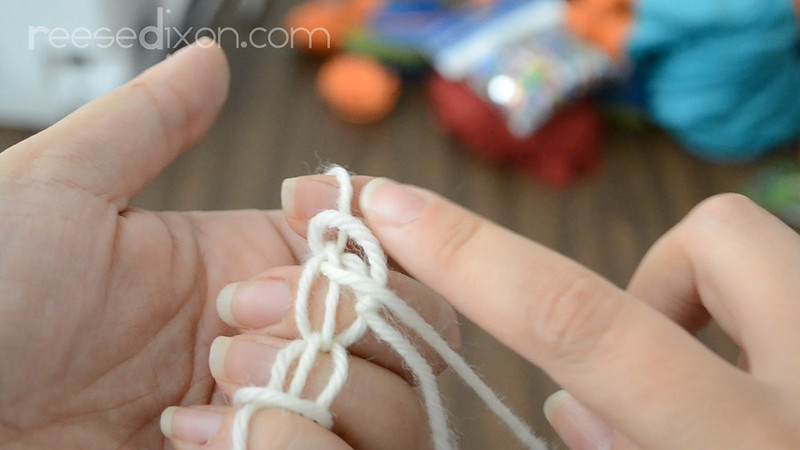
[231,166,548,450]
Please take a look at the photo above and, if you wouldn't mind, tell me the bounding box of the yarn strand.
[230,166,548,450]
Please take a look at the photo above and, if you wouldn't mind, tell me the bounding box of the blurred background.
[1,0,798,448]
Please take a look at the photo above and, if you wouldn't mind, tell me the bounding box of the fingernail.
[209,336,281,385]
[360,178,426,225]
[150,36,218,82]
[544,390,614,450]
[282,177,340,219]
[194,36,217,48]
[281,177,298,217]
[166,37,216,61]
[216,280,291,329]
[542,389,567,423]
[160,406,223,444]
[209,336,233,380]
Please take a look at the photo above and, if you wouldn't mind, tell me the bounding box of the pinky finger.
[161,405,351,450]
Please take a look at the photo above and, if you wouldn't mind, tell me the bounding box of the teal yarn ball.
[628,0,800,162]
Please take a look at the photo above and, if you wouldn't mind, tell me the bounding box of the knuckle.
[686,193,761,227]
[675,193,766,250]
[431,211,485,270]
[529,271,622,363]
[126,80,184,151]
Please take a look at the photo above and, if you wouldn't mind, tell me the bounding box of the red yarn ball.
[427,74,603,187]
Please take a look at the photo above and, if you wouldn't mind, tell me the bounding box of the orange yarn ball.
[566,0,633,59]
[285,2,349,55]
[317,55,401,124]
[344,0,382,24]
[284,0,381,55]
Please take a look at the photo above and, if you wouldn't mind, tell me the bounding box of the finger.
[282,172,407,269]
[281,174,375,238]
[161,405,351,449]
[627,194,800,379]
[296,176,777,449]
[543,390,638,450]
[7,38,228,208]
[280,173,411,275]
[215,265,460,380]
[207,335,431,450]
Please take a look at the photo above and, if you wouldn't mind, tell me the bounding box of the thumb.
[5,38,229,209]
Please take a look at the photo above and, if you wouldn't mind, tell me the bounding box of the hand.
[283,175,800,449]
[165,261,457,450]
[0,41,457,449]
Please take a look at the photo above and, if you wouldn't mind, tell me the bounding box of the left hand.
[0,40,456,449]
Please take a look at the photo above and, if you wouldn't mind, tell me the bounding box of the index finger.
[284,175,771,449]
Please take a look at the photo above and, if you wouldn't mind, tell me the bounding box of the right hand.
[283,174,800,449]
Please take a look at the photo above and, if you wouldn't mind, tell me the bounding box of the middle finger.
[215,265,460,382]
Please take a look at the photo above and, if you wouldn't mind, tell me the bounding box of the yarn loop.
[231,166,548,450]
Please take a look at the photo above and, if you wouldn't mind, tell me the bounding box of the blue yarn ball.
[628,0,800,162]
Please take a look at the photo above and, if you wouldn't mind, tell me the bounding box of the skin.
[283,175,800,449]
[3,36,800,450]
[0,41,456,449]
